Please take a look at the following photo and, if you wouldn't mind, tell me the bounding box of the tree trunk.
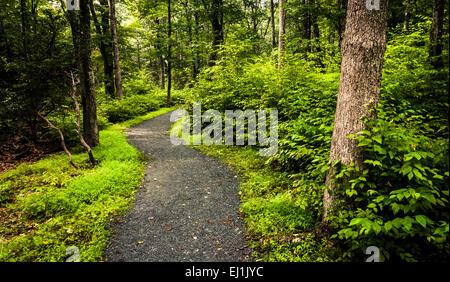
[278,0,287,69]
[79,0,99,147]
[323,0,389,220]
[109,0,123,98]
[403,0,409,32]
[270,0,276,50]
[302,0,312,42]
[20,0,29,61]
[193,10,201,80]
[167,0,172,105]
[208,0,224,65]
[429,0,445,68]
[90,0,115,99]
[337,0,348,49]
[69,73,97,166]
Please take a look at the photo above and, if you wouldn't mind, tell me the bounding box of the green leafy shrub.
[101,94,164,123]
[19,190,78,220]
[0,108,175,262]
[122,70,155,96]
[330,115,449,262]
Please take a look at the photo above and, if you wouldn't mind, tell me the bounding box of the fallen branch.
[37,111,79,169]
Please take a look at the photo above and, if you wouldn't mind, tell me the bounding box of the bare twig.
[37,111,79,169]
[68,72,97,166]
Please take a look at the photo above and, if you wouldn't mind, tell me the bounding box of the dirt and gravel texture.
[105,111,252,262]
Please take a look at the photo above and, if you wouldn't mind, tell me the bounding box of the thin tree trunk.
[90,0,115,98]
[193,10,201,80]
[429,0,445,68]
[278,0,287,69]
[302,0,312,42]
[68,73,97,166]
[403,0,409,32]
[167,0,172,105]
[20,0,29,61]
[79,0,99,147]
[109,0,123,98]
[337,0,348,49]
[323,0,389,220]
[100,0,115,98]
[270,0,276,50]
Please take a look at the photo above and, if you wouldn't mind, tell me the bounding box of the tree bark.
[203,0,223,65]
[79,0,99,147]
[68,73,97,166]
[429,0,445,68]
[278,0,287,69]
[337,0,347,49]
[109,0,123,98]
[270,0,276,50]
[167,0,172,105]
[90,0,115,99]
[403,0,409,32]
[20,0,29,61]
[323,0,389,220]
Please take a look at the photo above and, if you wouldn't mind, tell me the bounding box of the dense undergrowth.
[182,23,449,262]
[0,107,174,262]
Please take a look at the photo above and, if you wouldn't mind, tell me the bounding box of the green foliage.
[330,115,449,262]
[122,70,156,96]
[251,234,334,262]
[0,108,174,262]
[101,93,165,123]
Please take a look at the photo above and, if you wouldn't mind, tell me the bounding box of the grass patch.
[0,107,175,262]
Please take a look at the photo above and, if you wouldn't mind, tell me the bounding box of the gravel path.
[105,112,252,262]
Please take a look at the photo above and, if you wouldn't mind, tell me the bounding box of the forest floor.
[0,136,60,174]
[105,111,252,262]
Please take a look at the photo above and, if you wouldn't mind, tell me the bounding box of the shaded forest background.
[0,0,448,262]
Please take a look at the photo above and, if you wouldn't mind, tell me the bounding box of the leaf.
[415,215,427,228]
[373,135,382,144]
[349,218,363,226]
[384,221,393,231]
[413,169,423,180]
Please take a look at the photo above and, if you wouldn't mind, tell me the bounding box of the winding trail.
[106,112,252,262]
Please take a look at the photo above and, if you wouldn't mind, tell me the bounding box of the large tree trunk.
[270,0,276,50]
[109,0,123,98]
[429,0,445,68]
[323,0,389,220]
[90,0,115,99]
[79,0,99,147]
[278,0,287,69]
